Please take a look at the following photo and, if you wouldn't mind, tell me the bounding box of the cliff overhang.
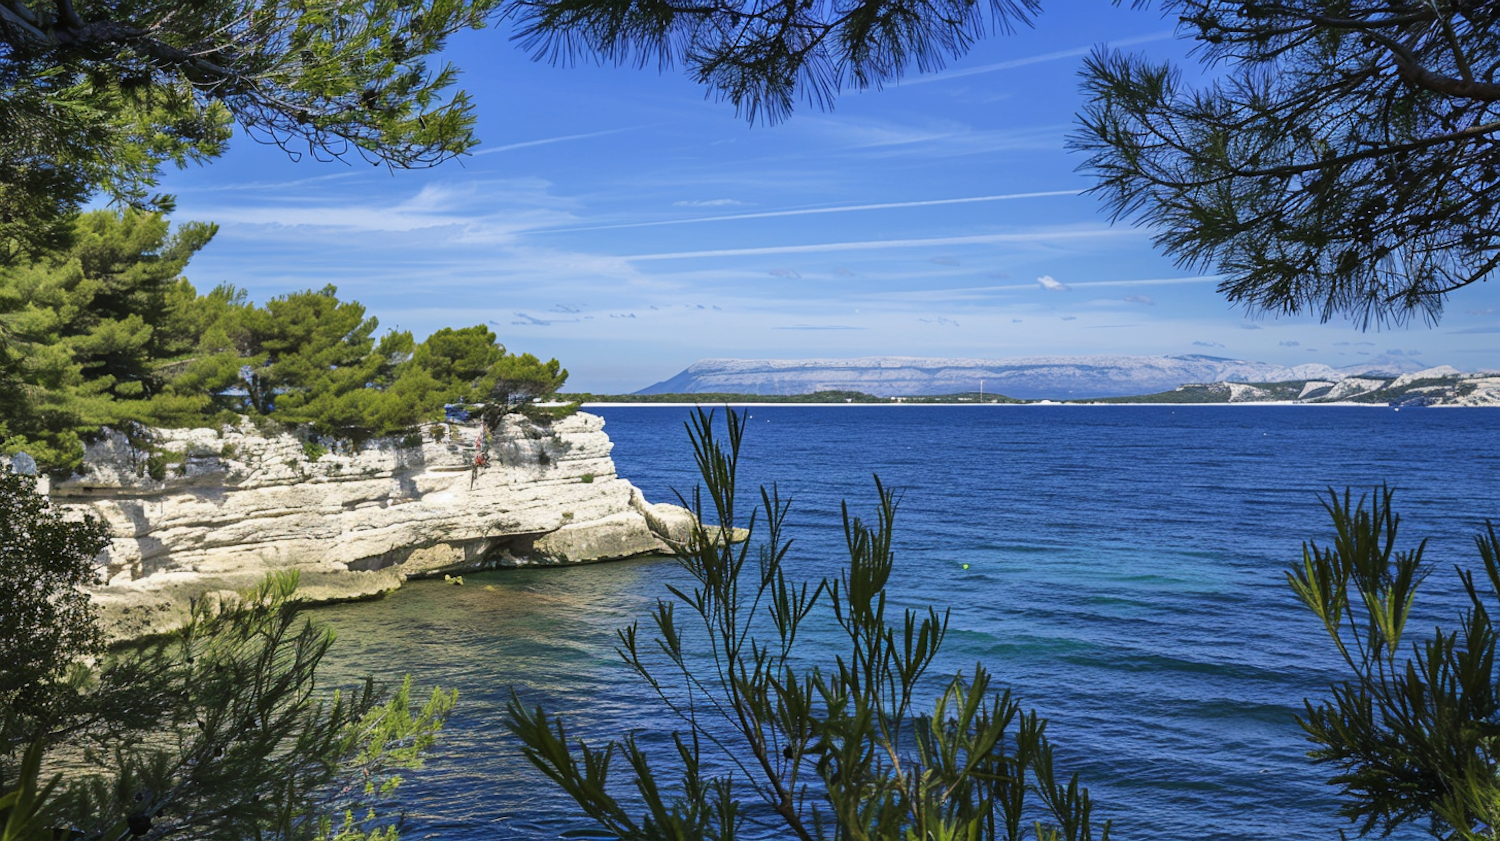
[54,412,697,641]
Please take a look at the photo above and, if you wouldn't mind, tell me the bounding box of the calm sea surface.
[312,405,1500,840]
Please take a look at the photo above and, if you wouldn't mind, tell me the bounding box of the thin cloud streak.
[625,228,1141,260]
[538,189,1082,233]
[902,30,1176,86]
[176,169,368,193]
[883,274,1223,296]
[1072,275,1221,288]
[474,127,643,155]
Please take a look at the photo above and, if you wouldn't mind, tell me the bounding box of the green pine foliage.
[1073,2,1500,326]
[0,210,569,470]
[484,353,569,425]
[0,0,496,265]
[0,469,456,841]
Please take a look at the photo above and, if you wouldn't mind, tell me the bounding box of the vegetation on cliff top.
[0,209,568,471]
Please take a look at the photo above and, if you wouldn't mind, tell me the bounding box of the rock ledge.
[54,413,692,640]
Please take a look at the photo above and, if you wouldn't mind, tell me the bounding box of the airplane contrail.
[625,228,1139,260]
[542,189,1083,233]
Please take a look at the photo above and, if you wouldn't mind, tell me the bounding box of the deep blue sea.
[312,405,1500,840]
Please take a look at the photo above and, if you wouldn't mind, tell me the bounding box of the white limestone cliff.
[55,412,696,639]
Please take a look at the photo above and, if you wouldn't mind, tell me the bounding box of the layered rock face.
[55,412,695,639]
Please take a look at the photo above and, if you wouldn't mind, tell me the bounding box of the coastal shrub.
[579,473,594,484]
[1292,487,1500,839]
[484,354,569,427]
[144,449,172,481]
[518,400,583,423]
[0,471,457,841]
[0,467,108,731]
[302,440,328,462]
[506,409,1110,841]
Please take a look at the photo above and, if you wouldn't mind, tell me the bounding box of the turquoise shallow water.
[311,405,1500,840]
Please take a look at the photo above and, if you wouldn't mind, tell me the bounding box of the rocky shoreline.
[54,412,696,641]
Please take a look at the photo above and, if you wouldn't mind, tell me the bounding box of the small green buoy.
[961,563,970,570]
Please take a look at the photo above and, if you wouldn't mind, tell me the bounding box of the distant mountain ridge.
[637,354,1433,399]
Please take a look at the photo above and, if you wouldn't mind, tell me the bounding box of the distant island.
[567,356,1500,407]
[633,354,1450,399]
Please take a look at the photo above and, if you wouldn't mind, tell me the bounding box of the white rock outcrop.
[1447,375,1500,407]
[1390,365,1462,390]
[54,412,690,639]
[1297,380,1334,399]
[1321,377,1387,401]
[1225,383,1270,402]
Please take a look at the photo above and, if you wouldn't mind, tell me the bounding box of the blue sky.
[155,4,1500,393]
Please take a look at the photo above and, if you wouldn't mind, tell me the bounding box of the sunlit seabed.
[310,406,1500,841]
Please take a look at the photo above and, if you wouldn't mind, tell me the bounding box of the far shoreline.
[581,400,1420,408]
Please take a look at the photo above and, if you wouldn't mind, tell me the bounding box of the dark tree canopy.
[0,210,571,469]
[0,467,107,724]
[1073,1,1500,327]
[504,0,1040,123]
[0,0,498,264]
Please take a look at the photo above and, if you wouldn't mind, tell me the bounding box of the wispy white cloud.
[196,179,580,236]
[1037,275,1070,291]
[1069,275,1221,289]
[901,30,1176,86]
[1124,295,1154,305]
[846,274,1218,306]
[817,119,1065,158]
[624,228,1139,261]
[673,199,745,207]
[538,190,1081,233]
[473,127,644,156]
[177,169,369,194]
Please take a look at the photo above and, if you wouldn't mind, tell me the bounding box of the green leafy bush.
[1291,487,1500,839]
[0,468,456,841]
[145,450,169,481]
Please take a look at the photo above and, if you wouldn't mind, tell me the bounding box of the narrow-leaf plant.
[506,408,1109,840]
